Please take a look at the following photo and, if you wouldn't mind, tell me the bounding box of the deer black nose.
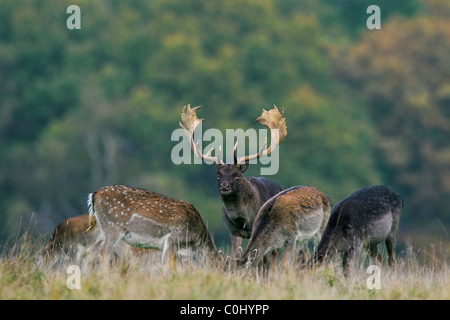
[220,183,230,191]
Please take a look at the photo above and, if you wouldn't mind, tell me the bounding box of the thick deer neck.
[221,178,260,222]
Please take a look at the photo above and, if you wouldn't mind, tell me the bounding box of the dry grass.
[0,235,449,300]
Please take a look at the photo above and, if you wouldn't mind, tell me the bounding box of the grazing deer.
[44,214,99,261]
[311,185,403,276]
[86,185,218,262]
[180,105,286,256]
[237,186,331,270]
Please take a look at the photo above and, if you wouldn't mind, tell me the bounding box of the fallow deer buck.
[310,185,403,276]
[85,185,218,263]
[180,105,286,257]
[237,186,331,271]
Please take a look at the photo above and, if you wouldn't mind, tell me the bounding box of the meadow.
[0,233,448,300]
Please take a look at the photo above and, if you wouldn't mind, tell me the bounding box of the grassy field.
[0,234,449,300]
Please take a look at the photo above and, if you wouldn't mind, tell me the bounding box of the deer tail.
[84,192,97,232]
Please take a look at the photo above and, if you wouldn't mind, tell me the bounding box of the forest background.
[0,0,449,252]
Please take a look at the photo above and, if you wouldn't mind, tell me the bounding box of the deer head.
[215,163,249,196]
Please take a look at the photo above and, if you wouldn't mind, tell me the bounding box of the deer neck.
[221,178,260,220]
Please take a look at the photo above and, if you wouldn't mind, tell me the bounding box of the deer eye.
[234,176,240,180]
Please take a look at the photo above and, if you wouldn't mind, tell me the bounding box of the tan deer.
[180,105,287,259]
[86,185,218,263]
[44,214,100,261]
[237,186,331,271]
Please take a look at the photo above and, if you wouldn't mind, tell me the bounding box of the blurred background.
[0,0,449,252]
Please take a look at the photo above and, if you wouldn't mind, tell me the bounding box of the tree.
[339,13,450,223]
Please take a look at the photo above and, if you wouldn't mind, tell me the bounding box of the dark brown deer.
[237,186,331,271]
[85,185,218,262]
[180,105,287,256]
[311,185,403,276]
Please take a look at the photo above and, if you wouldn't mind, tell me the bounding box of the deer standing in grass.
[86,185,218,263]
[237,186,331,271]
[311,185,403,276]
[180,105,286,257]
[44,214,100,261]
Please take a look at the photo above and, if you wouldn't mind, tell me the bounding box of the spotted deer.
[180,105,286,257]
[237,186,331,270]
[311,185,403,276]
[86,185,218,262]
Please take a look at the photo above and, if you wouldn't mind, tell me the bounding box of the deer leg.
[263,249,279,278]
[297,241,310,266]
[86,231,105,257]
[261,255,268,277]
[231,234,243,258]
[259,256,267,279]
[162,237,177,274]
[369,244,383,266]
[261,250,276,279]
[101,234,123,264]
[74,243,86,263]
[93,222,122,258]
[342,238,363,277]
[385,236,396,268]
[271,249,279,274]
[313,230,322,254]
[161,237,174,263]
[281,241,295,269]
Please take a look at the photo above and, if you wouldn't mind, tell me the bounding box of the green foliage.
[338,13,450,221]
[321,0,422,37]
[0,0,448,244]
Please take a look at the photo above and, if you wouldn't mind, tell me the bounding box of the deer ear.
[239,162,249,173]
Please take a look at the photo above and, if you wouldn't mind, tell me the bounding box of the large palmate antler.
[180,105,224,164]
[234,105,287,164]
[180,105,287,164]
